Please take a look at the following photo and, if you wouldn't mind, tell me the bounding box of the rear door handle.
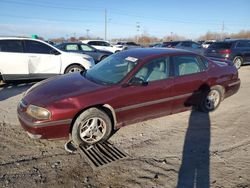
[29,55,37,58]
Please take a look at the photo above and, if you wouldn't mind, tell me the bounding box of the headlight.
[26,105,51,120]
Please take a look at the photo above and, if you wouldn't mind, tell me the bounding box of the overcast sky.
[0,0,249,40]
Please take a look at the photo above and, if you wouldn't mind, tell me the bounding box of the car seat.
[135,67,148,81]
[147,61,167,81]
[179,62,200,76]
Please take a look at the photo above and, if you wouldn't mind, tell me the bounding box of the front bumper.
[17,107,72,140]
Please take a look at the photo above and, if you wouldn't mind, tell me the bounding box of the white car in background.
[202,40,216,48]
[81,40,123,53]
[0,37,95,82]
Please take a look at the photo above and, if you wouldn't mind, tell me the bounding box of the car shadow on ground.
[0,81,38,101]
[177,85,211,188]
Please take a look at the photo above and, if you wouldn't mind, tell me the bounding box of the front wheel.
[233,56,243,69]
[199,86,222,112]
[71,108,112,146]
[65,65,84,74]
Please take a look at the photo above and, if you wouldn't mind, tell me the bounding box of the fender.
[103,104,117,128]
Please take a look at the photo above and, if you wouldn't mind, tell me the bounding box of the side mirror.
[50,49,61,55]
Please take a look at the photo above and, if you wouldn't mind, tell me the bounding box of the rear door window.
[209,42,232,49]
[0,40,23,53]
[236,41,250,48]
[102,42,111,46]
[65,44,79,51]
[173,56,203,76]
[88,41,98,46]
[80,44,95,52]
[24,40,53,54]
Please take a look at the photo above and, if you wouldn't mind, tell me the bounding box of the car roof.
[223,38,250,42]
[0,37,50,44]
[163,41,180,43]
[82,40,110,43]
[213,41,235,44]
[60,42,85,45]
[118,48,196,59]
[0,37,37,40]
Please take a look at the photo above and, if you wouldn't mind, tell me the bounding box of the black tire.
[233,56,243,69]
[100,55,108,61]
[199,86,223,112]
[65,64,84,74]
[71,108,112,146]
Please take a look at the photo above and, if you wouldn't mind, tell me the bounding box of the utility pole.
[105,9,107,40]
[86,29,90,39]
[136,22,140,43]
[221,21,224,40]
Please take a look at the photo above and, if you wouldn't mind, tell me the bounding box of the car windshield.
[84,53,139,85]
[162,41,179,47]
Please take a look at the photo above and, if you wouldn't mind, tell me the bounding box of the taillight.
[219,49,231,54]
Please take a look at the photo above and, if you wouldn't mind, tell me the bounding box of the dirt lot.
[0,67,250,188]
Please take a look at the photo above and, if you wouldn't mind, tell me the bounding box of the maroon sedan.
[17,48,240,146]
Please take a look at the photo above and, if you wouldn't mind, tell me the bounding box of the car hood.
[24,73,105,106]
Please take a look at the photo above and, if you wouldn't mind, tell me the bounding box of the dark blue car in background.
[204,39,250,69]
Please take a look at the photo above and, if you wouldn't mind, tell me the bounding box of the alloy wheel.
[205,90,220,110]
[68,67,82,73]
[234,58,242,69]
[79,117,107,144]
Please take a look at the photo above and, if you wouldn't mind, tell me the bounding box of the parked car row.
[114,41,141,50]
[204,39,250,69]
[155,41,204,55]
[0,37,143,83]
[152,39,250,69]
[0,37,95,82]
[81,40,123,53]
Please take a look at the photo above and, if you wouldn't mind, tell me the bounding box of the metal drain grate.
[79,141,129,170]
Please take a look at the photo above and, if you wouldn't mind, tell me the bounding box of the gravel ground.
[0,67,250,188]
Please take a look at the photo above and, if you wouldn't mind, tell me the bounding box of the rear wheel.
[65,65,84,74]
[100,55,108,61]
[233,56,243,69]
[71,108,112,146]
[199,86,222,112]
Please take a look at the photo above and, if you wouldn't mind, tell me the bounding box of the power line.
[0,0,249,26]
[0,14,103,24]
[0,0,102,12]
